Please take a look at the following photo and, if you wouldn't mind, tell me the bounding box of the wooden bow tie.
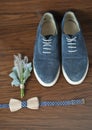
[9,97,39,112]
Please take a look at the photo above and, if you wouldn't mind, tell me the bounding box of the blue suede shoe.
[33,13,60,87]
[62,11,89,85]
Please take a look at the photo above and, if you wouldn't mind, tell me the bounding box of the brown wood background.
[0,0,92,129]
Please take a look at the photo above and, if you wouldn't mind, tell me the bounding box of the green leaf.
[9,72,18,80]
[23,68,30,83]
[27,63,32,72]
[11,79,20,86]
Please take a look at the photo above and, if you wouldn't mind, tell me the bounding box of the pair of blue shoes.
[33,11,89,87]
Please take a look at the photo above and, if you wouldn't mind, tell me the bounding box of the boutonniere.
[9,54,32,98]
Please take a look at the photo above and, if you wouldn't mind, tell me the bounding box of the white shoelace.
[42,38,52,54]
[66,36,77,53]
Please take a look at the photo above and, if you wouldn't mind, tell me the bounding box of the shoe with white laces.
[62,11,89,85]
[33,12,60,87]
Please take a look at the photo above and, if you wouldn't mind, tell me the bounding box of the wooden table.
[0,0,92,129]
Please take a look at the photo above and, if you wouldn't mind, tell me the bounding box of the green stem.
[20,84,25,98]
[21,88,24,98]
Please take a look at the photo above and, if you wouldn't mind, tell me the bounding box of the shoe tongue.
[66,31,80,38]
[68,34,74,38]
[44,35,53,39]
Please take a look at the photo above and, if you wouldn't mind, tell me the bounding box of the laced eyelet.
[42,38,52,54]
[66,36,77,53]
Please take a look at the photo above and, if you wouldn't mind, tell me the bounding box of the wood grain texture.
[0,0,92,129]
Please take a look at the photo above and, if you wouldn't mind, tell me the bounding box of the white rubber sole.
[33,65,60,87]
[62,59,89,85]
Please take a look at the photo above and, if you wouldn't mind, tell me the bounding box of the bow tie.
[0,97,85,112]
[9,97,39,112]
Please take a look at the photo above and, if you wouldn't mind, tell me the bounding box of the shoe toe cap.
[34,60,60,86]
[62,58,88,85]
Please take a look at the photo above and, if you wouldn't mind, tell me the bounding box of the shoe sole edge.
[62,59,89,85]
[33,65,60,87]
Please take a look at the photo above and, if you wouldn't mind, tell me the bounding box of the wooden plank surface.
[0,0,92,129]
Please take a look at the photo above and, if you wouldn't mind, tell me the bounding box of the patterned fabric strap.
[0,104,9,108]
[40,99,85,106]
